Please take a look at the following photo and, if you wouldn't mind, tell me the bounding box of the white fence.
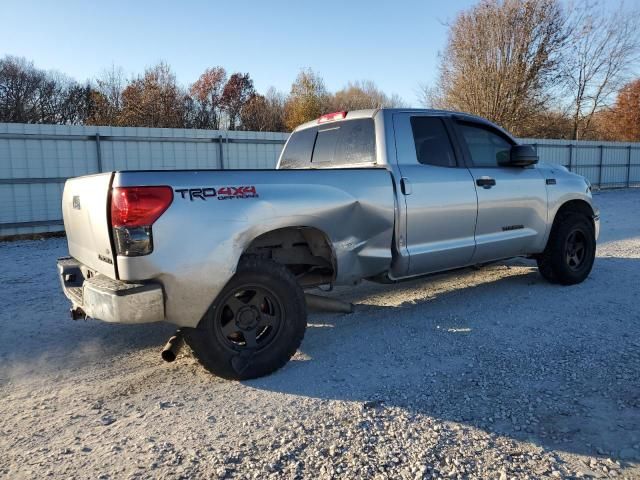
[0,123,288,237]
[521,137,640,190]
[1,122,639,237]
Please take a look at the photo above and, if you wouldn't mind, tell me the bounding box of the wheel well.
[553,200,595,229]
[241,227,335,287]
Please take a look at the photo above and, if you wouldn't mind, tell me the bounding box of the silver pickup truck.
[58,108,599,379]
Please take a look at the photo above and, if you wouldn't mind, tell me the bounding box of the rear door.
[453,120,547,262]
[392,113,478,276]
[62,173,117,278]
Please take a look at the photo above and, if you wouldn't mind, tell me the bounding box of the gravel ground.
[0,188,639,480]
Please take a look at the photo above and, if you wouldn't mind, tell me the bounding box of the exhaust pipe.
[305,293,354,314]
[70,307,86,320]
[161,331,184,362]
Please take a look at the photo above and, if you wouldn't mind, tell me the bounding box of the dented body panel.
[112,169,395,327]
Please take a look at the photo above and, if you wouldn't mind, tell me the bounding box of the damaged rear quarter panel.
[113,169,395,327]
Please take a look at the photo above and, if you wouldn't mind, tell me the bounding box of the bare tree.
[0,56,45,123]
[35,71,87,124]
[0,56,411,132]
[220,73,255,130]
[560,0,640,139]
[87,65,126,126]
[419,84,445,109]
[425,0,566,136]
[189,67,227,130]
[57,82,94,125]
[0,56,92,125]
[119,62,187,128]
[240,87,286,132]
[331,80,405,111]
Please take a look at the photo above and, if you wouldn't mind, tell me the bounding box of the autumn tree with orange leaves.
[189,67,227,130]
[240,88,286,132]
[118,63,187,128]
[221,73,255,130]
[599,79,640,142]
[283,69,329,131]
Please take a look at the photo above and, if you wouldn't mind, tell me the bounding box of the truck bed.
[62,168,396,326]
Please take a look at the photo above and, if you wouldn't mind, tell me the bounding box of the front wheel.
[537,213,595,285]
[184,256,307,380]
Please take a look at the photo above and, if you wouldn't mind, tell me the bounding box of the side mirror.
[509,145,538,167]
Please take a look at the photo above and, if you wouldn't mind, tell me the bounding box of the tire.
[536,213,595,285]
[184,256,307,380]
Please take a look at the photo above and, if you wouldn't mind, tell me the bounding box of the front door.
[453,120,548,263]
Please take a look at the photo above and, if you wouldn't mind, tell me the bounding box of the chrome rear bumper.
[57,257,165,324]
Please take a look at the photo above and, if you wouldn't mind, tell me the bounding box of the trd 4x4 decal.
[217,186,258,200]
[175,186,258,201]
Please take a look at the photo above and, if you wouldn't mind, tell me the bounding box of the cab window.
[312,119,376,165]
[279,119,376,169]
[410,117,457,167]
[458,122,513,167]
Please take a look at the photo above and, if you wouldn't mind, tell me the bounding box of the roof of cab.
[292,108,514,141]
[293,108,499,131]
[293,109,378,132]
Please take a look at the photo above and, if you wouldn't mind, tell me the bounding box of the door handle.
[476,177,496,189]
[400,177,412,195]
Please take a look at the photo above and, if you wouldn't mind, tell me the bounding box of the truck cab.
[279,108,598,281]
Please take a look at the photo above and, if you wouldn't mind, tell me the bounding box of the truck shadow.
[248,256,640,461]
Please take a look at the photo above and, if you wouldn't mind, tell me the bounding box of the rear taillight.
[111,186,173,228]
[110,186,173,257]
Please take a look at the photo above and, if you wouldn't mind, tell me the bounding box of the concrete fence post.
[217,135,224,170]
[627,146,632,188]
[598,145,603,187]
[567,144,573,172]
[95,133,103,173]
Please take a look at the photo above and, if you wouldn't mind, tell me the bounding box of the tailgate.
[62,173,117,278]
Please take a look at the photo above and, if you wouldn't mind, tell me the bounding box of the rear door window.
[410,116,457,167]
